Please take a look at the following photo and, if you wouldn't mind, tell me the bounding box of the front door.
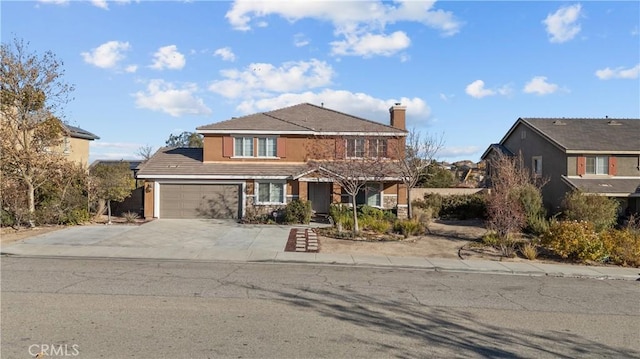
[308,182,331,214]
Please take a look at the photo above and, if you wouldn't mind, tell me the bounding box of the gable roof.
[501,118,640,153]
[65,124,100,140]
[197,103,406,136]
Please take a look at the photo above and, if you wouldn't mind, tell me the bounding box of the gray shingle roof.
[521,118,640,152]
[562,176,640,195]
[65,124,100,140]
[197,103,405,134]
[136,147,309,178]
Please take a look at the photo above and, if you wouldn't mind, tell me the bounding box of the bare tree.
[486,151,542,257]
[1,38,74,225]
[391,129,444,219]
[307,135,389,233]
[136,145,154,161]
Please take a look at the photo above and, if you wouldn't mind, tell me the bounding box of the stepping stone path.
[294,228,319,253]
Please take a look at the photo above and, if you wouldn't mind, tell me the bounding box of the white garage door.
[159,184,241,219]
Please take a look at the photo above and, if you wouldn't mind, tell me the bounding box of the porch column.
[332,183,342,204]
[397,183,408,219]
[298,181,308,201]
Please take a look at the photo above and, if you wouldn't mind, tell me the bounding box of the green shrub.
[482,232,500,247]
[440,193,487,220]
[1,209,15,227]
[365,218,393,234]
[393,219,424,238]
[561,191,619,232]
[329,204,353,231]
[542,220,605,262]
[414,193,486,220]
[600,228,640,267]
[283,200,312,224]
[513,183,547,235]
[61,208,90,225]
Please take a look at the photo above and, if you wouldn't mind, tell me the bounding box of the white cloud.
[125,64,138,73]
[37,0,69,5]
[235,89,431,125]
[293,33,310,47]
[465,80,495,98]
[543,4,582,43]
[209,59,334,98]
[331,31,411,57]
[438,146,480,158]
[225,0,461,58]
[523,76,560,95]
[134,79,212,117]
[595,64,640,80]
[81,41,131,69]
[213,47,236,62]
[150,45,186,70]
[91,0,109,10]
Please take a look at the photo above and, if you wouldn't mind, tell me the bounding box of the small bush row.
[542,220,640,266]
[413,193,487,220]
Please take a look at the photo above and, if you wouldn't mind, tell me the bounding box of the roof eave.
[197,129,407,136]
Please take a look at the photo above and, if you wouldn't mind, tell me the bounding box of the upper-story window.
[257,137,277,157]
[368,139,388,158]
[234,137,253,157]
[532,156,542,176]
[346,138,366,158]
[586,156,608,175]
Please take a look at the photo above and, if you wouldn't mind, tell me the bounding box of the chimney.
[389,103,406,130]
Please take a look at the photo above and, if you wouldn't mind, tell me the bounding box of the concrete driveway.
[5,219,293,261]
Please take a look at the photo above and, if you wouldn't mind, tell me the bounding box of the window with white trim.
[586,156,608,175]
[532,156,542,176]
[256,181,285,204]
[346,138,365,158]
[234,137,253,157]
[368,139,387,158]
[257,137,277,157]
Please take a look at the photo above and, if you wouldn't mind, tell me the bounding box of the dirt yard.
[319,220,489,259]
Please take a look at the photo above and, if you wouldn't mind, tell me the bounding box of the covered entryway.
[159,183,241,219]
[308,182,331,214]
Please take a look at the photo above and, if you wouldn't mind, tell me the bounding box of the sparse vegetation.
[520,241,538,260]
[122,211,140,223]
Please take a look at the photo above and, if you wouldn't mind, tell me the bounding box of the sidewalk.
[3,241,639,281]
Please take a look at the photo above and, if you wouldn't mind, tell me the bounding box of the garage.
[159,183,241,219]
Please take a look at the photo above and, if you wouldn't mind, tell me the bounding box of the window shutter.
[608,156,617,176]
[223,136,233,157]
[277,137,286,158]
[577,156,586,176]
[335,138,345,159]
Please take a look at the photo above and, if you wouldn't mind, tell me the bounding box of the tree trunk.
[27,180,35,227]
[351,195,359,233]
[407,186,412,220]
[107,199,112,224]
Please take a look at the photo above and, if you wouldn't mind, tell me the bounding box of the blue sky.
[3,1,639,163]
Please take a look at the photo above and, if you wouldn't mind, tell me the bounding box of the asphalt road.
[2,257,639,358]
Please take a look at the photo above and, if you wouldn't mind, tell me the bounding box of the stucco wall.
[502,123,571,212]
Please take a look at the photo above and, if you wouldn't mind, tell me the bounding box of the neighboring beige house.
[60,124,100,166]
[482,118,640,214]
[136,103,409,220]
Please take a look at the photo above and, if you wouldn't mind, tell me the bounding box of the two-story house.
[136,103,409,220]
[62,124,100,166]
[482,118,640,214]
